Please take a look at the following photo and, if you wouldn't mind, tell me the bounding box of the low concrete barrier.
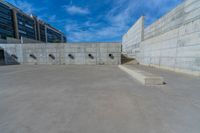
[119,65,164,85]
[0,42,121,65]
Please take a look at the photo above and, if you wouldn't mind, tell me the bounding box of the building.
[0,1,66,43]
[0,1,15,39]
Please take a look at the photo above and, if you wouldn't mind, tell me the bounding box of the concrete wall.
[123,0,200,75]
[122,17,144,58]
[0,39,7,44]
[0,37,42,44]
[0,42,121,65]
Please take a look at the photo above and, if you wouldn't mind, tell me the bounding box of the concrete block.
[85,47,97,53]
[73,53,85,64]
[119,65,164,85]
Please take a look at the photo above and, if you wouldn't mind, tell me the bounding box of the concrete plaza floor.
[0,65,200,133]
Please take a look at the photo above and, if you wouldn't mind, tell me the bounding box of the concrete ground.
[0,65,200,133]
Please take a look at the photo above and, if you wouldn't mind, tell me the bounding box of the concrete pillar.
[33,17,38,40]
[12,9,19,39]
[37,22,41,41]
[34,17,41,41]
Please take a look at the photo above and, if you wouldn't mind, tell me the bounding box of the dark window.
[17,13,36,39]
[63,36,67,42]
[47,28,62,43]
[0,2,14,39]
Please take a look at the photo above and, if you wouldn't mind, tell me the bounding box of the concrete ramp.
[119,65,164,85]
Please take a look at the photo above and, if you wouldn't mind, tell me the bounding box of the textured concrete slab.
[0,65,200,133]
[119,65,164,85]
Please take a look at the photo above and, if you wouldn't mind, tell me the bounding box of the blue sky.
[6,0,183,42]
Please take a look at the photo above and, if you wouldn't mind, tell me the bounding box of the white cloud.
[65,21,123,42]
[64,5,90,15]
[64,0,135,42]
[7,0,47,15]
[65,0,183,42]
[48,15,57,22]
[9,0,35,14]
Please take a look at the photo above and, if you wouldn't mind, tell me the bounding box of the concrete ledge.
[140,63,200,77]
[118,65,164,85]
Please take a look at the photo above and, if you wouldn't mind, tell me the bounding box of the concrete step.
[119,65,164,85]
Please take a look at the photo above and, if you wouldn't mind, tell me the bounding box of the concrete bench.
[119,65,164,85]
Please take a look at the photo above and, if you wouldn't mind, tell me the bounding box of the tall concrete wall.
[144,0,200,40]
[123,0,200,75]
[122,17,144,58]
[0,42,121,65]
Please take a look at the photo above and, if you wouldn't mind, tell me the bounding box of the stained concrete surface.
[0,65,200,133]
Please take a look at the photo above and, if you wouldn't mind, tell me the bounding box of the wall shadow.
[0,48,20,66]
[0,49,5,65]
